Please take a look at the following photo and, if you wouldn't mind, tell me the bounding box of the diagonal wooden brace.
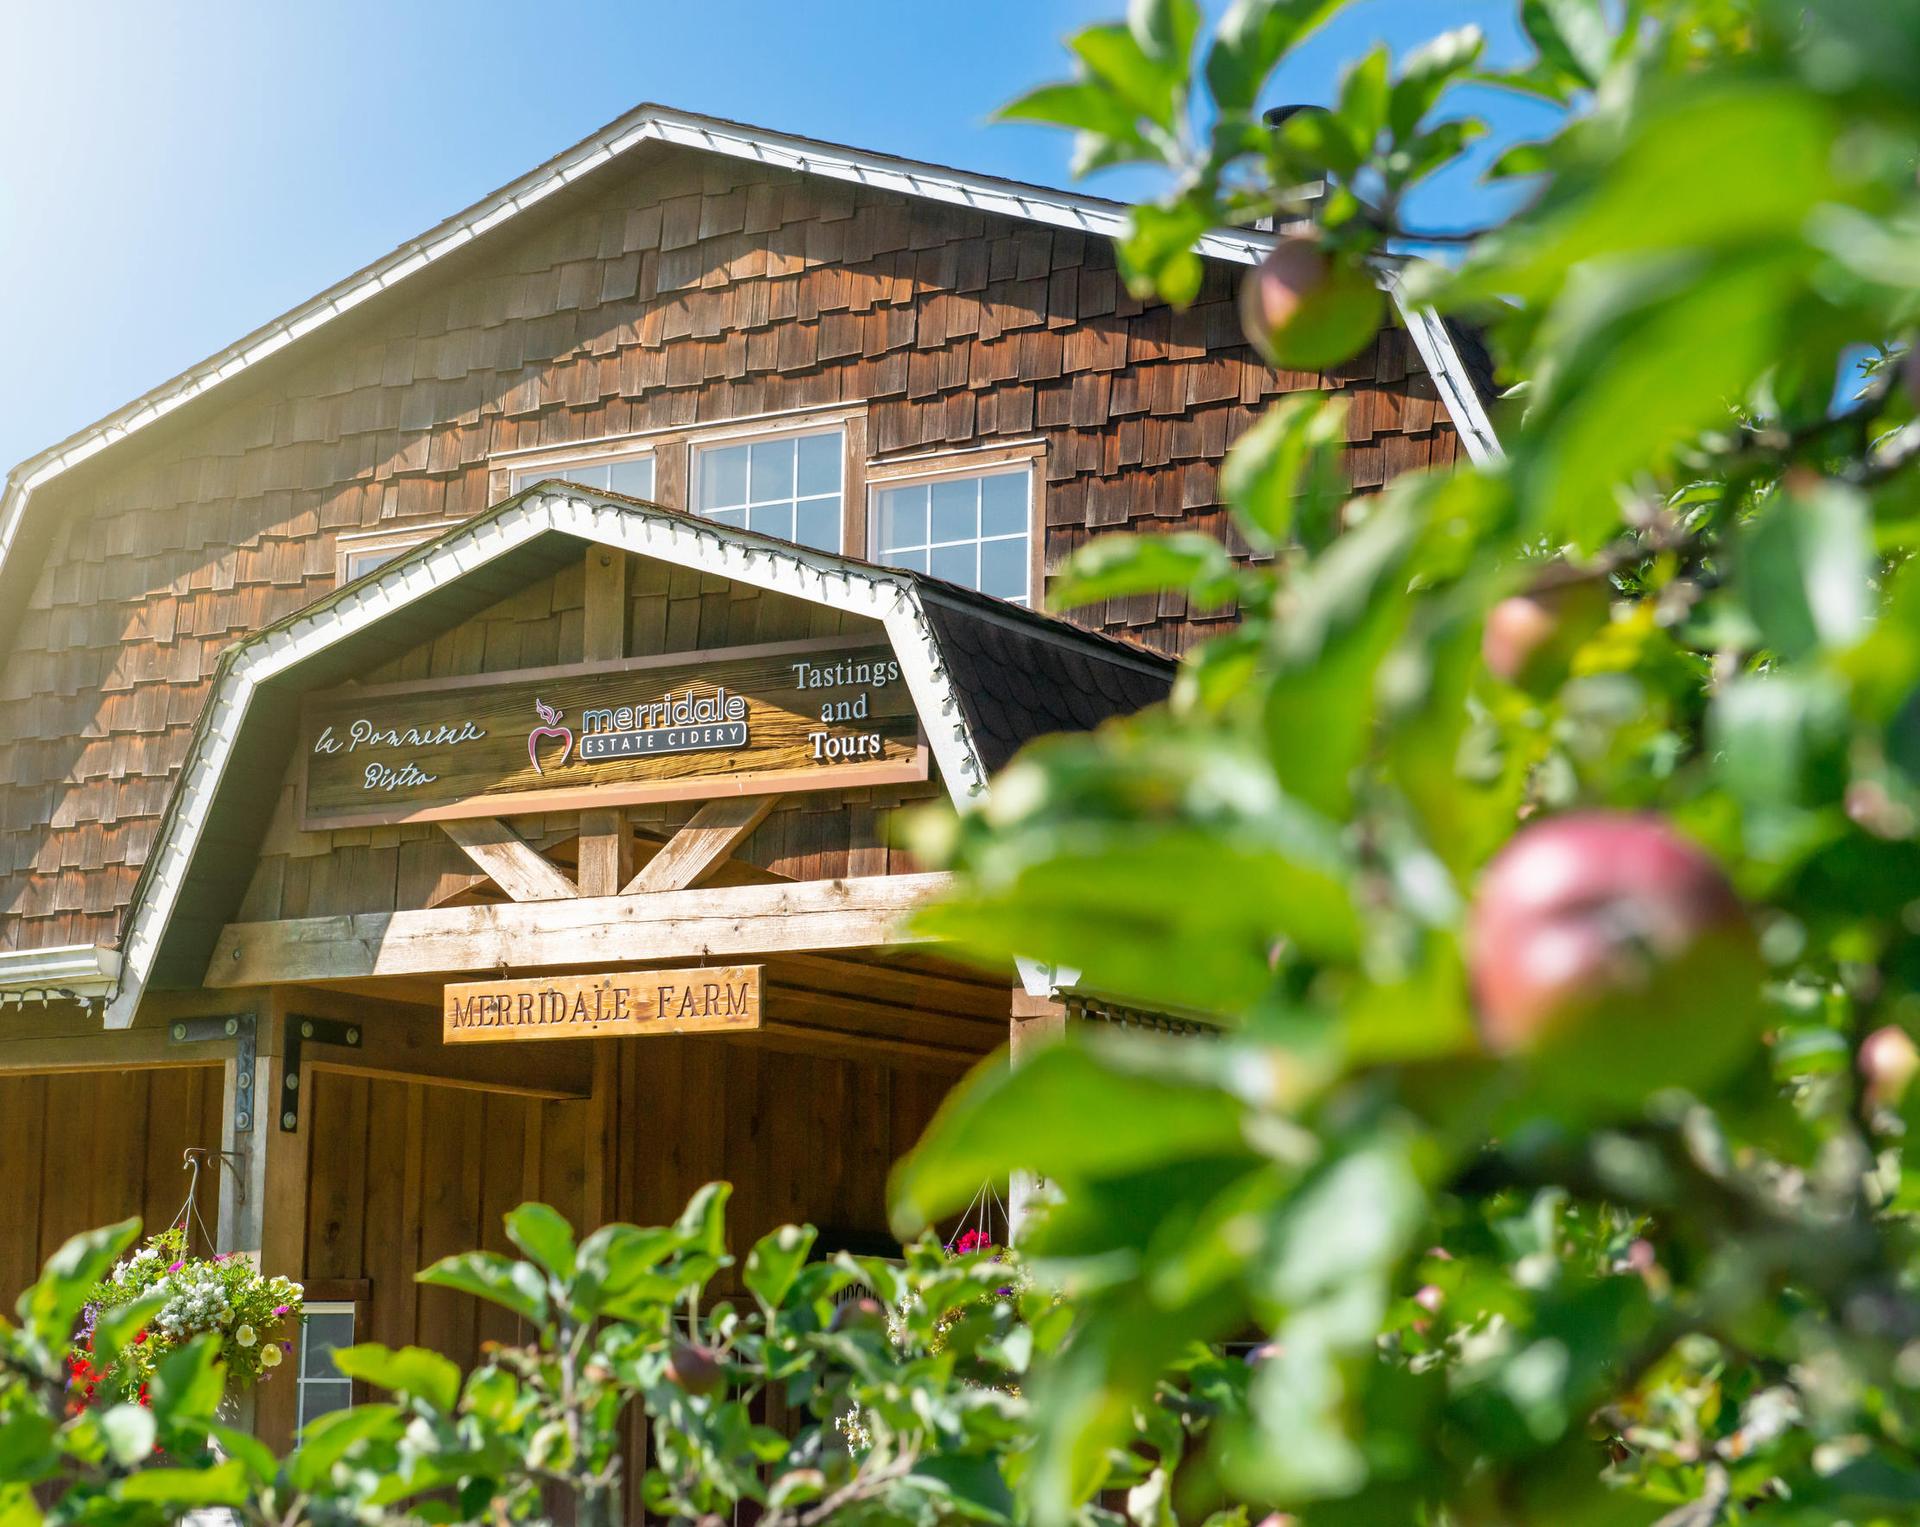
[623,796,778,894]
[440,817,579,902]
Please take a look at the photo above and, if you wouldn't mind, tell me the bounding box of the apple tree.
[891,1,1920,1522]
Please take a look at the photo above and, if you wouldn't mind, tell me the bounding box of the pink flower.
[167,1261,183,1272]
[273,1305,290,1316]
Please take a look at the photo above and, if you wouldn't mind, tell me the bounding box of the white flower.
[235,1325,257,1347]
[260,1343,282,1369]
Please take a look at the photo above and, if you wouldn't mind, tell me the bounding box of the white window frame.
[865,444,1044,606]
[485,402,869,541]
[336,520,463,585]
[506,443,659,498]
[295,1299,358,1429]
[688,419,851,555]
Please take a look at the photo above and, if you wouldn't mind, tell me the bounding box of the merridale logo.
[527,699,574,775]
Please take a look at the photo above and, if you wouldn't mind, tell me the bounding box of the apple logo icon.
[528,699,574,774]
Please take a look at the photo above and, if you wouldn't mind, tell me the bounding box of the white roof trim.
[103,487,1015,1029]
[0,943,121,999]
[0,104,1493,619]
[1376,266,1501,466]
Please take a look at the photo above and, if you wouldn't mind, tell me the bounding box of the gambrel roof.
[0,105,1497,623]
[96,482,1172,1026]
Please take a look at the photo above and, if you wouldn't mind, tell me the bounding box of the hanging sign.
[443,965,763,1044]
[298,635,925,829]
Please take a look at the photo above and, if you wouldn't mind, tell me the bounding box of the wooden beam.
[440,818,578,903]
[577,547,632,896]
[204,872,954,987]
[624,796,777,894]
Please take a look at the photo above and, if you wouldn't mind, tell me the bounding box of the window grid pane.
[871,468,1030,605]
[511,454,654,499]
[694,430,843,552]
[297,1305,357,1431]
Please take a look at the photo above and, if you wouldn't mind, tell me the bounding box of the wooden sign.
[444,965,763,1043]
[298,635,926,829]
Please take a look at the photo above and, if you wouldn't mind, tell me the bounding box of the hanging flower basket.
[67,1228,305,1411]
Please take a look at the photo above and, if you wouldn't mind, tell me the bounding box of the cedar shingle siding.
[0,143,1463,955]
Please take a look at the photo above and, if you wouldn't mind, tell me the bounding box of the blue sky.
[0,1,1552,475]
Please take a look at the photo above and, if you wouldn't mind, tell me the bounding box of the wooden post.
[1008,990,1068,1243]
[574,544,629,1238]
[578,547,633,898]
[211,993,310,1448]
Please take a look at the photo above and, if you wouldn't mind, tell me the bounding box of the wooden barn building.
[0,106,1495,1444]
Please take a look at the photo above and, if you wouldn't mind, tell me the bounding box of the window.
[693,428,843,552]
[870,465,1033,604]
[342,545,406,582]
[297,1302,356,1428]
[510,452,655,500]
[336,521,461,585]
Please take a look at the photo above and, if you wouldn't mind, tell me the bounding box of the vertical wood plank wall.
[0,1066,226,1303]
[301,1041,960,1366]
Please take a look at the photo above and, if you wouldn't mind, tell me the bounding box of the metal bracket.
[280,1015,362,1133]
[168,1014,257,1135]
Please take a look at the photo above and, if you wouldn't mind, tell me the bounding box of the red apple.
[831,1296,887,1334]
[1239,237,1384,370]
[1482,576,1610,694]
[1860,1025,1920,1110]
[1240,238,1327,347]
[1466,812,1759,1104]
[663,1341,724,1397]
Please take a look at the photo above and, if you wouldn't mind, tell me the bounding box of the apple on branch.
[1466,811,1761,1107]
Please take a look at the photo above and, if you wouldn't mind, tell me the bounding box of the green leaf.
[117,1461,251,1509]
[1520,0,1612,87]
[890,1031,1255,1233]
[675,1181,734,1261]
[1129,0,1202,70]
[1118,200,1213,305]
[149,1334,225,1423]
[577,1220,684,1306]
[417,1250,549,1324]
[503,1202,577,1280]
[289,1404,405,1491]
[1073,24,1179,132]
[1207,0,1352,113]
[1518,249,1799,551]
[89,1291,165,1377]
[1220,392,1347,551]
[332,1343,462,1414]
[1261,1135,1426,1311]
[0,1412,57,1482]
[1738,478,1875,660]
[1048,531,1242,612]
[98,1405,156,1468]
[1388,25,1485,139]
[908,1452,1018,1520]
[1487,138,1554,179]
[1451,83,1837,307]
[1711,673,1852,862]
[1271,106,1362,181]
[1334,44,1391,153]
[998,81,1150,140]
[205,1421,278,1484]
[17,1219,138,1351]
[1265,495,1421,814]
[744,1224,817,1311]
[917,817,1353,1015]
